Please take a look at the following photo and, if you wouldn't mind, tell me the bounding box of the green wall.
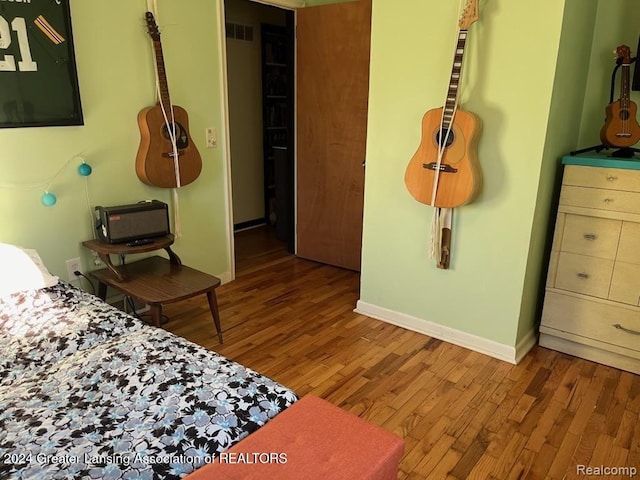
[0,0,231,282]
[516,0,599,343]
[359,0,568,350]
[305,0,356,5]
[359,0,638,355]
[578,0,640,148]
[521,0,640,344]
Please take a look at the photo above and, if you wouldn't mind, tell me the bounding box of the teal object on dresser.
[539,154,640,374]
[562,153,640,170]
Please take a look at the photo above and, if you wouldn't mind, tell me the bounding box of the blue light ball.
[78,163,92,176]
[41,192,57,206]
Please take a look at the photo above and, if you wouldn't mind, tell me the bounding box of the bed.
[0,244,297,479]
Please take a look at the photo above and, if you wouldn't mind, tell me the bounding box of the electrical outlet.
[66,257,82,281]
[206,127,217,148]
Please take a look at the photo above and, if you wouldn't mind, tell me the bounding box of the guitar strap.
[147,0,183,238]
[430,100,457,267]
[430,207,451,267]
[428,0,467,270]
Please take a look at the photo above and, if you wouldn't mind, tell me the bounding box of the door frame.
[217,0,298,282]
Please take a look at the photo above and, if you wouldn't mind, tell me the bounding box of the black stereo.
[95,200,170,244]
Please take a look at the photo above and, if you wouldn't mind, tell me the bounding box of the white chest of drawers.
[539,156,640,374]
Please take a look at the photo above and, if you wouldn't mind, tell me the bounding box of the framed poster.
[0,0,83,128]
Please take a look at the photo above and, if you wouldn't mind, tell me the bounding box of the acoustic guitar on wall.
[404,0,481,209]
[600,45,640,149]
[136,11,202,189]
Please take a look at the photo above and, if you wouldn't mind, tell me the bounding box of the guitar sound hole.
[619,110,630,121]
[435,129,455,148]
[162,122,189,149]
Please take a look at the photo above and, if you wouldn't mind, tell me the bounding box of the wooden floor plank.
[157,226,640,479]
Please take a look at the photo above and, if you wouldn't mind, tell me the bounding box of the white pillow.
[0,243,59,298]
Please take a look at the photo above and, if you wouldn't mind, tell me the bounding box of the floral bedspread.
[0,283,297,479]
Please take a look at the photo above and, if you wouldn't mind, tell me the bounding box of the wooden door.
[296,0,371,271]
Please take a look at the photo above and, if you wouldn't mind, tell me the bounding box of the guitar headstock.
[459,0,479,30]
[145,11,160,41]
[615,45,631,64]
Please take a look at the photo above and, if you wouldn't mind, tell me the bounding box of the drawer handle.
[613,324,640,336]
[607,175,618,182]
[603,198,614,204]
[583,233,597,241]
[576,272,589,279]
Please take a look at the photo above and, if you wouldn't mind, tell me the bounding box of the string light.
[41,191,57,206]
[78,161,92,177]
[0,154,93,207]
[39,155,92,207]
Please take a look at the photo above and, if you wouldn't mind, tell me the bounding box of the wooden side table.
[83,237,223,343]
[82,235,180,281]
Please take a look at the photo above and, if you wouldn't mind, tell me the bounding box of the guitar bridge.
[163,151,185,158]
[423,162,458,173]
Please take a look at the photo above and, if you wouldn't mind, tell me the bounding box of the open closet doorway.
[222,0,372,277]
[223,0,295,268]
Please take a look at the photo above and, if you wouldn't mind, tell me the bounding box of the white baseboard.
[354,300,536,365]
[217,271,233,285]
[514,328,538,364]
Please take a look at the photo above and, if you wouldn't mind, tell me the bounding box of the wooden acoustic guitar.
[404,0,481,209]
[600,45,640,149]
[136,11,202,189]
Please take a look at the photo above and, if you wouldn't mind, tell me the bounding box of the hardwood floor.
[162,227,640,479]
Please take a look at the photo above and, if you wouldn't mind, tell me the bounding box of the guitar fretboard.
[621,64,630,111]
[152,40,172,113]
[442,30,468,130]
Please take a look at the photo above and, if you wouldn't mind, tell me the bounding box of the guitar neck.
[152,39,172,113]
[442,29,468,129]
[621,63,630,109]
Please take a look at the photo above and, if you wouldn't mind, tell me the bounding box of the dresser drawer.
[617,222,640,265]
[560,214,621,259]
[546,251,559,288]
[609,261,640,306]
[559,186,640,215]
[563,165,640,192]
[541,291,640,355]
[550,213,565,252]
[555,252,614,298]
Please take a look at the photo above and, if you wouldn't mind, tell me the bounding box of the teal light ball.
[78,163,92,176]
[41,192,57,207]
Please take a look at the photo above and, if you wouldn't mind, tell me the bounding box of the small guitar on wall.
[404,0,481,209]
[600,45,640,149]
[136,11,202,189]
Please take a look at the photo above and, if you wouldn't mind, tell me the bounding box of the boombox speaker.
[95,200,170,244]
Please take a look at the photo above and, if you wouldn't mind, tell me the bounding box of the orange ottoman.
[185,395,404,480]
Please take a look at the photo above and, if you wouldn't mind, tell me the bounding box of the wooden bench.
[185,395,404,480]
